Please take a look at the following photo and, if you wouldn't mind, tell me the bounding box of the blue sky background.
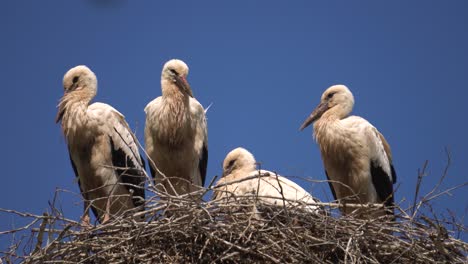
[1,1,467,251]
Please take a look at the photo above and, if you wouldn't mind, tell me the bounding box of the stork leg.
[102,196,112,224]
[81,200,92,229]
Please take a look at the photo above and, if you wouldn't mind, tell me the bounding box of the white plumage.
[300,84,396,217]
[144,59,208,196]
[213,148,319,212]
[56,65,146,225]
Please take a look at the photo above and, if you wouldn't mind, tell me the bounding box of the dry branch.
[1,156,467,263]
[0,187,466,264]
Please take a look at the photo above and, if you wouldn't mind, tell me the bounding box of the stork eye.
[169,69,178,75]
[227,160,235,168]
[327,92,335,99]
[72,76,79,84]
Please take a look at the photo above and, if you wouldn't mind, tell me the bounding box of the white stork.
[144,59,208,196]
[56,65,146,225]
[213,148,319,212]
[300,85,396,217]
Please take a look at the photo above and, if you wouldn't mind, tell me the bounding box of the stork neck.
[58,88,94,118]
[322,105,350,121]
[236,165,256,178]
[161,80,190,101]
[58,96,91,141]
[156,81,192,146]
[69,86,92,106]
[226,167,256,182]
[313,117,351,158]
[161,81,190,113]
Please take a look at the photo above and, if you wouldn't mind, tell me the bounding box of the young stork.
[144,59,208,196]
[213,148,319,212]
[300,85,396,217]
[56,65,146,225]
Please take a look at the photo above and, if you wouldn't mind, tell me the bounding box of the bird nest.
[1,183,467,264]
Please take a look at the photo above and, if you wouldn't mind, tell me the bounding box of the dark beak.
[55,98,66,124]
[299,101,329,131]
[55,109,64,123]
[55,90,69,124]
[222,168,230,178]
[174,75,194,97]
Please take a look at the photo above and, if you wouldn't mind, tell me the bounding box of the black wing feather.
[109,136,146,209]
[199,143,208,186]
[391,164,397,184]
[370,160,394,208]
[148,162,156,179]
[325,170,338,201]
[68,152,99,219]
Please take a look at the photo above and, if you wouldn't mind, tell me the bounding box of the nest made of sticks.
[1,183,467,264]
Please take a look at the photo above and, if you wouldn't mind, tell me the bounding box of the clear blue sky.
[1,1,467,251]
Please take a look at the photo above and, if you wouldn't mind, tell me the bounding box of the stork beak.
[63,83,81,94]
[221,169,230,178]
[174,75,194,97]
[299,101,329,131]
[55,104,65,123]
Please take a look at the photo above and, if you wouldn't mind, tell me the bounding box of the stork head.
[56,65,97,123]
[300,85,354,130]
[222,147,257,177]
[161,59,193,97]
[62,65,98,97]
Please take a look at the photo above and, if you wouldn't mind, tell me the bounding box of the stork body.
[145,59,208,196]
[56,65,146,225]
[300,85,396,217]
[214,148,319,212]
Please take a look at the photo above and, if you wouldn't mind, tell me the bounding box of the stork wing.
[370,160,395,208]
[370,128,396,209]
[144,97,162,179]
[199,144,208,186]
[68,152,100,219]
[377,132,397,184]
[190,98,208,186]
[249,171,319,212]
[89,103,146,208]
[262,172,318,200]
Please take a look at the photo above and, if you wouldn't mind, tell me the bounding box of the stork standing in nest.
[145,59,208,196]
[300,85,396,217]
[56,65,146,225]
[213,148,319,212]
